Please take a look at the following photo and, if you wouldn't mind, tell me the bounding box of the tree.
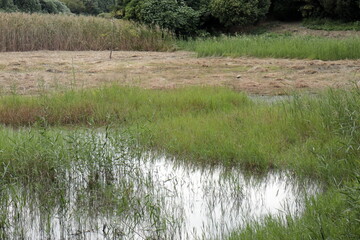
[319,0,360,21]
[1,0,17,10]
[210,0,270,27]
[59,0,85,14]
[140,0,200,36]
[13,0,41,12]
[40,0,70,13]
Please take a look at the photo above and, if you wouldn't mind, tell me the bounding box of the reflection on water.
[0,132,320,240]
[140,156,319,239]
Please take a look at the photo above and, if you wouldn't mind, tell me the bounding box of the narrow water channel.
[1,131,320,240]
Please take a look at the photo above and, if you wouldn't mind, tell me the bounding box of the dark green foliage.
[210,0,271,27]
[123,0,143,20]
[117,0,214,35]
[58,0,113,14]
[270,0,302,20]
[184,0,210,11]
[96,0,113,12]
[257,0,271,18]
[40,0,70,13]
[58,0,85,13]
[140,0,200,36]
[13,0,41,12]
[319,0,360,21]
[299,0,360,21]
[83,0,100,15]
[268,0,360,22]
[0,0,17,11]
[299,0,322,18]
[3,0,70,13]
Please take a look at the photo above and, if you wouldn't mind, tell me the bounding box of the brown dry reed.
[0,12,173,52]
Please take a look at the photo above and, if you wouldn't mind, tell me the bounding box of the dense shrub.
[268,0,360,22]
[40,0,70,13]
[3,0,70,13]
[210,0,270,27]
[0,0,17,11]
[123,0,143,20]
[58,0,113,14]
[183,0,212,26]
[13,0,41,12]
[59,0,85,14]
[299,0,360,21]
[96,0,113,12]
[139,0,200,36]
[319,0,360,21]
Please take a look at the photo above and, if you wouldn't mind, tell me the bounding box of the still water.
[1,132,320,240]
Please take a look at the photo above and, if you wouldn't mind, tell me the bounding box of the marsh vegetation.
[0,86,359,239]
[0,1,359,238]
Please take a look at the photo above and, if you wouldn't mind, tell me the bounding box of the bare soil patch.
[0,50,359,95]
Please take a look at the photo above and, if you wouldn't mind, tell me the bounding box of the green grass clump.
[179,34,360,60]
[0,12,173,51]
[303,18,360,31]
[0,86,248,126]
[1,86,359,181]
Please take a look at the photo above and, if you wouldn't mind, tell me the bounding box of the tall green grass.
[0,86,248,126]
[180,34,360,60]
[0,12,173,51]
[0,86,359,182]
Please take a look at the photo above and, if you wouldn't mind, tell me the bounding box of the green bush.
[40,0,70,13]
[59,0,85,14]
[140,0,200,36]
[0,0,17,11]
[13,0,41,12]
[96,0,113,13]
[210,0,270,27]
[123,0,143,20]
[84,0,100,15]
[184,0,217,31]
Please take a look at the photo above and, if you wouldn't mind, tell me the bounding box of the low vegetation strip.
[180,34,360,60]
[0,86,358,181]
[303,18,360,31]
[0,12,172,52]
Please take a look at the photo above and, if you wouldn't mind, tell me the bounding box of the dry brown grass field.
[0,50,359,95]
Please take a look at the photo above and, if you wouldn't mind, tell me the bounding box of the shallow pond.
[1,131,320,240]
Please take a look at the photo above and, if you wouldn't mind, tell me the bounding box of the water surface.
[1,132,320,239]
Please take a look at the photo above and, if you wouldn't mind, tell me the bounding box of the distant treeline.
[1,0,360,35]
[0,0,114,14]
